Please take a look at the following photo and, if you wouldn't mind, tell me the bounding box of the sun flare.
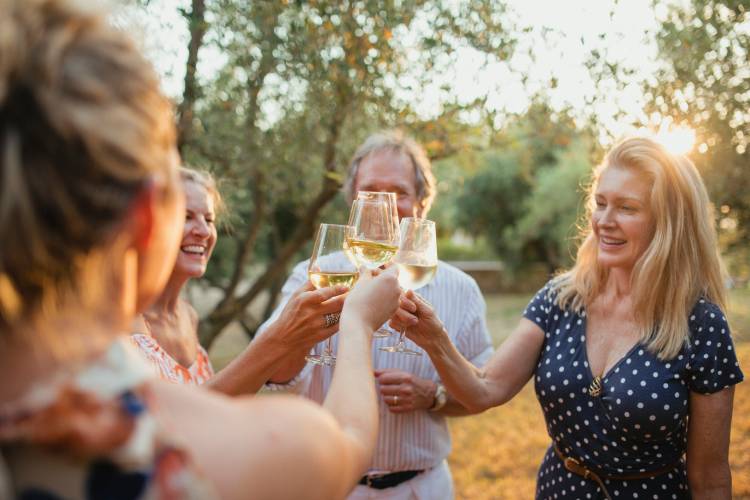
[654,125,696,155]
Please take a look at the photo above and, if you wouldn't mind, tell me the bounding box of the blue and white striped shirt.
[257,259,494,472]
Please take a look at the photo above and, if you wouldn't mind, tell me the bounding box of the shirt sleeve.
[687,300,744,394]
[453,277,494,368]
[522,282,556,333]
[256,259,315,393]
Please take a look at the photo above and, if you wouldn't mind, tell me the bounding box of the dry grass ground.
[448,289,750,499]
[208,289,750,498]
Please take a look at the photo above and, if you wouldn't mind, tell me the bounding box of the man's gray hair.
[343,130,436,213]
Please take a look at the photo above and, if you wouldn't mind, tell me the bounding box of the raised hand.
[388,289,447,350]
[340,266,400,334]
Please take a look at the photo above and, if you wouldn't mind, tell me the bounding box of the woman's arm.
[686,387,735,499]
[391,291,545,413]
[206,282,347,395]
[154,268,401,499]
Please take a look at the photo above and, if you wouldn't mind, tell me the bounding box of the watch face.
[431,384,447,411]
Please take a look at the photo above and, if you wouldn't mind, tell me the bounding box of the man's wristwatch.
[429,383,447,412]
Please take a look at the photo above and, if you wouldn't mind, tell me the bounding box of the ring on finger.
[324,312,340,328]
[393,395,399,405]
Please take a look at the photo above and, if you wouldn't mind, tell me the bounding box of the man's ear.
[127,182,158,252]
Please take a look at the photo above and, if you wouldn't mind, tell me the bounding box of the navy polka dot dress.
[523,282,744,499]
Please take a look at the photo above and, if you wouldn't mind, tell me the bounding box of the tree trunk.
[176,0,207,152]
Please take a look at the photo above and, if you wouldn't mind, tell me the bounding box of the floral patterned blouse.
[0,338,217,499]
[131,333,214,385]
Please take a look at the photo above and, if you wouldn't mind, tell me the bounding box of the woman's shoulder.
[687,297,729,338]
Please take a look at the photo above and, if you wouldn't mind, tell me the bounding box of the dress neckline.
[131,333,204,372]
[580,310,642,383]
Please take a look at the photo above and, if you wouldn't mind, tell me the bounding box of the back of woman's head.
[0,0,176,335]
[557,136,726,359]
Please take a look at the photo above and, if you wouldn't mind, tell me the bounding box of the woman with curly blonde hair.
[394,136,743,499]
[0,1,400,498]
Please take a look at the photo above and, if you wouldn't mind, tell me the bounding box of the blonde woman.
[0,1,400,499]
[393,137,743,499]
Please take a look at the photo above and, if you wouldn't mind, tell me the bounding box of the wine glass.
[347,192,400,337]
[380,217,438,356]
[346,196,399,270]
[306,223,359,366]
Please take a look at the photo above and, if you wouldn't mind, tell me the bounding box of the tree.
[168,0,515,346]
[454,101,596,273]
[645,0,750,279]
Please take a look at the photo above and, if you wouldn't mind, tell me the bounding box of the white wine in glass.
[396,261,438,290]
[381,217,438,356]
[345,238,398,269]
[308,271,359,289]
[306,223,359,367]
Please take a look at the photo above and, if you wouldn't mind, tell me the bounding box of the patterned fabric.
[257,258,494,476]
[524,282,744,499]
[131,333,214,385]
[0,338,216,499]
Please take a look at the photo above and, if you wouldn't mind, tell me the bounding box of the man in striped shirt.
[257,130,494,499]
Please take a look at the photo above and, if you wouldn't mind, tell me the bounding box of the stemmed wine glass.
[306,223,359,366]
[380,217,438,356]
[347,191,400,337]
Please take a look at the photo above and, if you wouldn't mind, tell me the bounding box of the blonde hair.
[553,137,727,359]
[180,166,225,218]
[344,130,436,213]
[0,0,176,336]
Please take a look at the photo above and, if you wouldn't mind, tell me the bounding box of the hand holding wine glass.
[381,217,438,355]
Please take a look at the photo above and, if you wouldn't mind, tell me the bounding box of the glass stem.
[396,328,408,349]
[325,337,334,357]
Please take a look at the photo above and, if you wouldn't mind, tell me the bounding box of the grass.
[448,289,750,499]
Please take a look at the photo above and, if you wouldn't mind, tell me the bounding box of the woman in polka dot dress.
[393,137,743,499]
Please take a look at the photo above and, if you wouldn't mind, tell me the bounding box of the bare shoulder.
[148,381,354,500]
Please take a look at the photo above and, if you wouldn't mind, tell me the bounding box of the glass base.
[306,353,336,366]
[373,328,393,338]
[379,344,422,356]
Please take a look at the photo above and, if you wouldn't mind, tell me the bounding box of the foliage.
[436,235,497,261]
[645,0,750,280]
[453,102,598,274]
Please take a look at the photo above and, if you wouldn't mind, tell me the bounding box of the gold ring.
[394,395,399,405]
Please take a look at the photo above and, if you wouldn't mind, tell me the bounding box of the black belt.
[358,470,423,489]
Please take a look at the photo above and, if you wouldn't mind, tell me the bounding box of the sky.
[124,0,676,145]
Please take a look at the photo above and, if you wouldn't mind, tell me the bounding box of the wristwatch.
[429,383,447,412]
